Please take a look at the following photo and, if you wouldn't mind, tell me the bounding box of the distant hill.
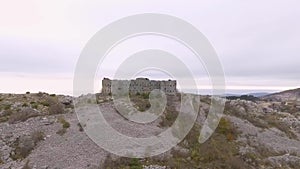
[247,92,270,97]
[223,92,270,98]
[263,88,300,101]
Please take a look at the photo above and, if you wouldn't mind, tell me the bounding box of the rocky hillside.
[0,91,299,169]
[263,88,300,102]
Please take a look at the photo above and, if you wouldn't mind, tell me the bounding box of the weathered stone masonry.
[102,77,177,95]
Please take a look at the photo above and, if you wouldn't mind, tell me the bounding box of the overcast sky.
[0,0,299,95]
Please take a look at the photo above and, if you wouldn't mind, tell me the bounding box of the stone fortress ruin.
[102,77,177,95]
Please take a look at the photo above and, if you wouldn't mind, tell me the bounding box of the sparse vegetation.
[49,102,64,114]
[262,114,298,139]
[129,94,151,112]
[10,131,45,160]
[56,117,70,136]
[31,103,38,109]
[225,102,298,140]
[0,109,12,123]
[4,104,11,110]
[101,155,143,169]
[159,96,179,127]
[22,160,31,169]
[40,101,50,107]
[159,108,178,127]
[44,97,65,114]
[58,117,70,129]
[167,117,246,169]
[8,108,39,124]
[99,117,245,169]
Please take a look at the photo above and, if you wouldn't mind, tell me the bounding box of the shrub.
[29,101,38,109]
[31,131,45,143]
[41,96,65,114]
[31,103,38,109]
[10,131,44,160]
[40,101,50,107]
[22,103,28,107]
[49,103,64,114]
[217,118,238,141]
[56,117,70,136]
[58,117,70,129]
[49,94,56,97]
[9,108,38,124]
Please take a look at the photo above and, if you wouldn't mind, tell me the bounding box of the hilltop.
[263,88,300,101]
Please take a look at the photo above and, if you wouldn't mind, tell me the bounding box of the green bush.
[58,117,70,129]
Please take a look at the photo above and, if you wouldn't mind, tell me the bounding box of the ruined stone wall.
[101,78,177,95]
